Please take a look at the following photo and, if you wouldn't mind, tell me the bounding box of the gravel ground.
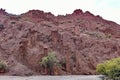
[0,75,104,80]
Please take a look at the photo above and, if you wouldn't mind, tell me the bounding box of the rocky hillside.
[0,8,120,76]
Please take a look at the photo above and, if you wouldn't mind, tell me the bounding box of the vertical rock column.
[28,29,37,47]
[51,30,64,54]
[59,39,64,54]
[72,37,80,74]
[64,45,70,73]
[18,40,28,64]
[51,30,61,50]
[51,30,58,44]
[75,51,79,72]
[43,47,48,56]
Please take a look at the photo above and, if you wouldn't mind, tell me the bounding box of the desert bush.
[106,34,112,38]
[59,58,66,70]
[0,61,7,73]
[71,54,76,62]
[0,24,4,29]
[40,52,59,75]
[96,57,120,80]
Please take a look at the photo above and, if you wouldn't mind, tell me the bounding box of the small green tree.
[0,61,7,73]
[40,52,58,75]
[96,57,120,80]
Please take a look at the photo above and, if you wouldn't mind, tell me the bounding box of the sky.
[0,0,120,24]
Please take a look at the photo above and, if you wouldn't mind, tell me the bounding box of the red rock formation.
[21,10,55,23]
[64,45,70,73]
[0,9,119,75]
[72,9,83,15]
[0,8,6,15]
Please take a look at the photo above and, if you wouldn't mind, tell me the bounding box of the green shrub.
[40,52,58,75]
[0,24,4,29]
[0,61,7,73]
[59,58,66,70]
[96,57,120,80]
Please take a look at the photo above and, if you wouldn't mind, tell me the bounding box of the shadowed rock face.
[0,9,120,75]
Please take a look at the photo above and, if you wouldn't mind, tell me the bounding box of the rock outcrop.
[0,9,120,75]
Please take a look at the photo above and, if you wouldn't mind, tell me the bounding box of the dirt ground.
[0,75,103,80]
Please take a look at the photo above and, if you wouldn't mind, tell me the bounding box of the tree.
[96,57,120,80]
[0,61,7,73]
[40,52,58,75]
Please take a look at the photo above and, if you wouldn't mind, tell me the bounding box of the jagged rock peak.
[20,9,55,23]
[27,10,44,15]
[84,11,94,16]
[0,8,7,15]
[72,9,83,15]
[22,9,54,17]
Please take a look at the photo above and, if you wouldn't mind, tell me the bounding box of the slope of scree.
[0,8,120,75]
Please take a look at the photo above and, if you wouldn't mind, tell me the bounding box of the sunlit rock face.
[0,9,120,75]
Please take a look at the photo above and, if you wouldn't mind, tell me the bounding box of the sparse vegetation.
[80,28,86,33]
[0,24,4,29]
[80,29,112,39]
[96,57,120,80]
[106,34,112,38]
[71,54,76,62]
[40,52,59,75]
[59,58,66,70]
[0,61,7,73]
[84,31,105,39]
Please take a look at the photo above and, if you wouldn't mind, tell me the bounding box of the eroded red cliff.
[0,9,120,75]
